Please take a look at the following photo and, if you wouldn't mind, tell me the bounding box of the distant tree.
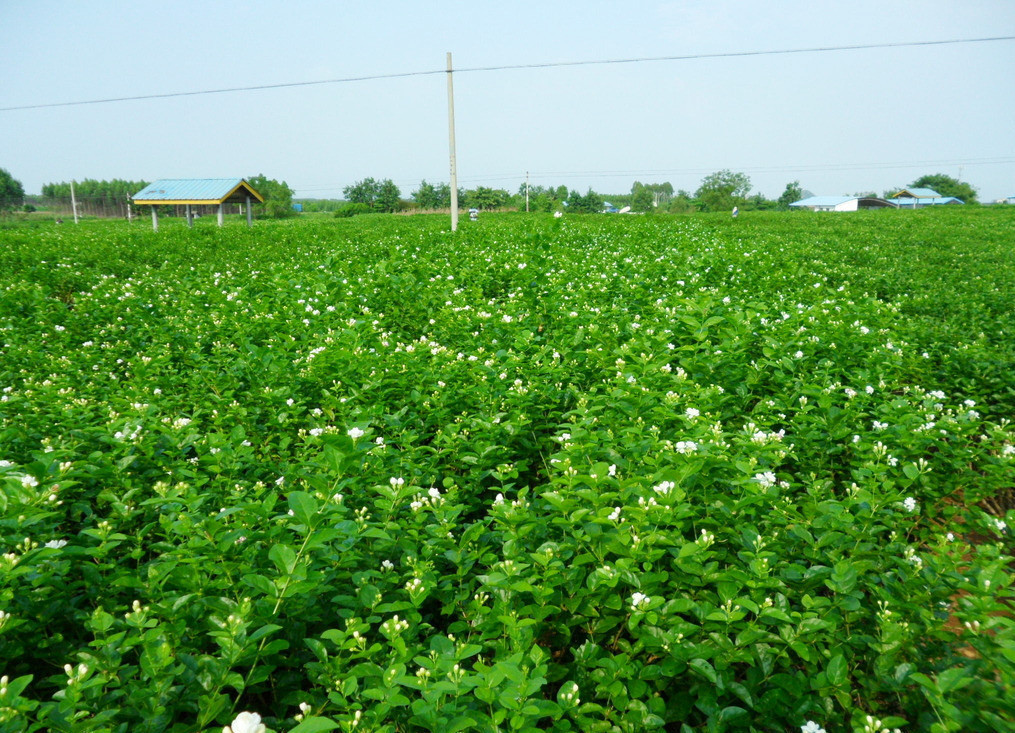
[297,198,344,213]
[247,174,295,218]
[910,173,978,203]
[565,188,604,214]
[513,183,563,213]
[852,191,878,199]
[342,177,401,211]
[376,179,402,212]
[0,168,26,214]
[777,181,803,209]
[464,186,510,211]
[334,203,373,218]
[631,185,655,212]
[666,190,698,214]
[412,180,441,209]
[41,178,148,217]
[745,193,776,211]
[695,169,751,212]
[343,178,382,207]
[631,181,673,210]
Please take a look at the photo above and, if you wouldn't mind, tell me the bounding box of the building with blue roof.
[888,187,964,208]
[132,178,264,230]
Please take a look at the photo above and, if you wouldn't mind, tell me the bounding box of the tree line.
[39,178,150,217]
[321,171,981,216]
[1,166,982,220]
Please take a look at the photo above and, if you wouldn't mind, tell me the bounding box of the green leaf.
[241,573,277,597]
[826,654,848,686]
[718,706,748,723]
[443,716,478,733]
[688,658,717,684]
[288,717,340,733]
[269,543,298,575]
[936,667,972,693]
[248,623,282,642]
[288,490,319,525]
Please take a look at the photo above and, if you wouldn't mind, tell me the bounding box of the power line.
[2,35,1012,112]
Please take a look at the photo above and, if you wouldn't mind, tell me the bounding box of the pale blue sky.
[2,1,1013,201]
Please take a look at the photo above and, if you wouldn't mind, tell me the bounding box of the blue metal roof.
[133,179,262,203]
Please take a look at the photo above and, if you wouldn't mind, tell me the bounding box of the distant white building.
[790,196,896,212]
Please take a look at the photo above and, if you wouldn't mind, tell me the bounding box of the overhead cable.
[2,35,1012,112]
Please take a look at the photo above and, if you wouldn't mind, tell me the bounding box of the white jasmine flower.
[347,427,365,439]
[45,539,68,549]
[630,592,650,611]
[753,472,776,489]
[223,711,266,733]
[903,497,918,513]
[801,723,827,733]
[653,481,676,495]
[685,407,700,419]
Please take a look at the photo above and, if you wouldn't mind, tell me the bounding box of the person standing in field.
[732,206,739,218]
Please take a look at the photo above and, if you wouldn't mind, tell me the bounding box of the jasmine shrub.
[1,208,1013,731]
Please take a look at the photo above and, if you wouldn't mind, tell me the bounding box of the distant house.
[1006,195,1015,205]
[790,196,896,212]
[602,202,619,213]
[889,188,964,208]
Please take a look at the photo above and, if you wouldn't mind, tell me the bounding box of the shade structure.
[132,179,264,230]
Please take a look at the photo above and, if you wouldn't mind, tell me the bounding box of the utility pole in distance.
[526,171,530,212]
[446,52,459,232]
[70,180,79,224]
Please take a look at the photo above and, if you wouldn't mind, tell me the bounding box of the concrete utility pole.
[70,180,79,224]
[526,171,530,212]
[447,52,459,232]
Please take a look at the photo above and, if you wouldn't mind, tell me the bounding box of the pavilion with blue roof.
[888,187,964,208]
[132,179,264,230]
